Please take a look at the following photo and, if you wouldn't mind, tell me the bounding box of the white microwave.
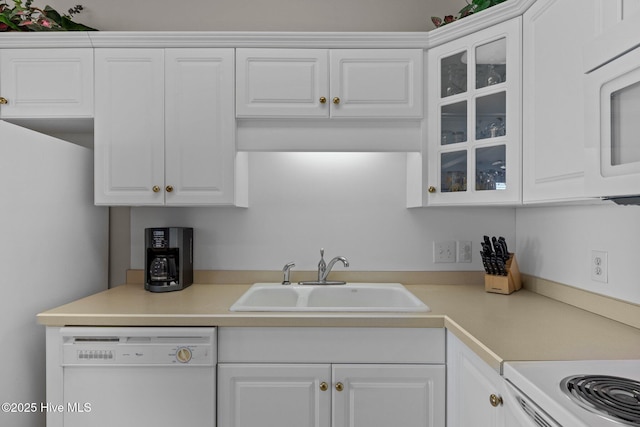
[585,11,640,200]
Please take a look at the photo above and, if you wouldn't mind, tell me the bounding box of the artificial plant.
[0,0,95,31]
[431,0,509,28]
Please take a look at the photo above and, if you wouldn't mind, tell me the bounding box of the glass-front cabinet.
[426,18,522,205]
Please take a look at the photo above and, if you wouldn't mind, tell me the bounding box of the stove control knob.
[176,347,192,363]
[489,394,503,407]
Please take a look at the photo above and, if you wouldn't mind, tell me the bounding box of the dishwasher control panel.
[60,327,216,366]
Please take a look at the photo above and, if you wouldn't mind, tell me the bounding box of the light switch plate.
[434,241,456,263]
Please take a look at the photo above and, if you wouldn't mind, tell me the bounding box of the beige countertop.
[37,274,640,373]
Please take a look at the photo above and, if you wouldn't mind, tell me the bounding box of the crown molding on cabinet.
[86,32,429,48]
[0,31,429,49]
[0,32,92,48]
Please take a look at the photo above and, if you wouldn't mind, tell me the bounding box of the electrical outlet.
[434,241,457,263]
[591,250,608,283]
[458,241,472,263]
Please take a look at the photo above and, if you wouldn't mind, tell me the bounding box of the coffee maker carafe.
[145,227,193,292]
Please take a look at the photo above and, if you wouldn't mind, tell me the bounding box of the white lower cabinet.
[218,364,330,427]
[218,363,444,427]
[217,327,446,427]
[332,364,443,427]
[446,331,505,427]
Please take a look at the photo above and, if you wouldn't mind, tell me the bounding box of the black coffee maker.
[144,227,193,292]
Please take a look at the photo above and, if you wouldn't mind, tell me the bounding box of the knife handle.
[480,251,491,274]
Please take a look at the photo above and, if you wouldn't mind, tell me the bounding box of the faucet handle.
[282,262,295,285]
[318,248,326,281]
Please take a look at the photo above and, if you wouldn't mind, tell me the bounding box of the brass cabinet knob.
[152,186,161,193]
[489,394,503,407]
[335,382,344,392]
[333,97,340,104]
[427,186,436,193]
[320,382,328,391]
[165,185,174,193]
[0,97,7,105]
[319,97,327,104]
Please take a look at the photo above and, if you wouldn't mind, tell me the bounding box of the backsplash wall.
[130,153,516,272]
[129,153,640,305]
[516,204,640,305]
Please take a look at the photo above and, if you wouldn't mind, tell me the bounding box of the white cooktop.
[504,360,640,427]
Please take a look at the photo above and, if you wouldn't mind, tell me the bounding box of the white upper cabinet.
[523,0,640,203]
[94,48,242,206]
[94,49,165,206]
[522,0,604,203]
[236,48,423,119]
[329,49,423,118]
[236,49,329,118]
[0,48,93,118]
[584,7,640,199]
[424,18,521,206]
[164,49,237,205]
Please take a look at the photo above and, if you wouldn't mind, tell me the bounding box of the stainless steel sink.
[229,282,430,312]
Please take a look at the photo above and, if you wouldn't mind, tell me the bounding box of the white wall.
[44,0,467,31]
[131,153,516,272]
[516,204,640,305]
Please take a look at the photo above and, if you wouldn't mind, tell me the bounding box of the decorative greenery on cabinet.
[0,0,95,31]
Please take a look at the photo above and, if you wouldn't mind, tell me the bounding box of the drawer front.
[218,327,445,364]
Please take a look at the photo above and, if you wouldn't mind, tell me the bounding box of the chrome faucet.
[317,248,349,283]
[281,262,295,285]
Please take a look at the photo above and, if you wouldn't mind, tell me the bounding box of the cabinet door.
[329,49,423,118]
[165,48,236,205]
[236,49,329,118]
[218,364,331,427]
[0,48,93,118]
[426,18,521,206]
[447,332,504,427]
[332,364,445,427]
[522,0,603,203]
[94,49,165,205]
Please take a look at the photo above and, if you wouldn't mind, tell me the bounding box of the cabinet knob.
[319,97,327,104]
[0,97,7,105]
[152,186,161,193]
[335,382,344,392]
[427,186,436,193]
[489,394,503,407]
[333,97,340,105]
[165,185,174,193]
[319,382,328,391]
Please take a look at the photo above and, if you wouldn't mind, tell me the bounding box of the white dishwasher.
[46,327,216,427]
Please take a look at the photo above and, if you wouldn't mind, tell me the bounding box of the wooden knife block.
[484,253,522,295]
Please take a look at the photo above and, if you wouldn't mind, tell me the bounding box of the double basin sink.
[229,282,430,312]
